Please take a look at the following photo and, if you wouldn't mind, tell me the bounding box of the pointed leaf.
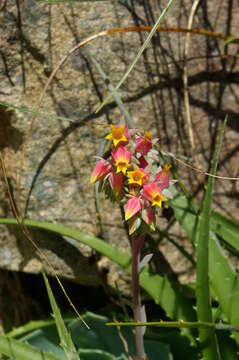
[0,333,59,360]
[43,273,80,360]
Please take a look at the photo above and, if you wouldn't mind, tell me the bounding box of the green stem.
[106,321,239,332]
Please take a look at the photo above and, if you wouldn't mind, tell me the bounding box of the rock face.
[0,0,238,287]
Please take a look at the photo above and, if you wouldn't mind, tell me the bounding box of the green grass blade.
[95,0,175,113]
[0,333,59,360]
[0,101,75,123]
[85,49,134,128]
[196,120,227,357]
[196,118,227,360]
[43,273,80,360]
[0,217,196,342]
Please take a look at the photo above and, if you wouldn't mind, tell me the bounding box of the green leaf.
[43,273,80,360]
[20,328,66,360]
[69,312,173,360]
[75,349,127,360]
[7,312,178,360]
[0,333,59,360]
[0,217,196,341]
[170,189,239,255]
[217,331,239,360]
[196,119,227,359]
[209,234,239,346]
[210,211,239,254]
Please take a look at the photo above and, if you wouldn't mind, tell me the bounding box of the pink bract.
[135,131,152,156]
[142,207,156,231]
[109,172,124,198]
[125,196,142,221]
[90,159,112,185]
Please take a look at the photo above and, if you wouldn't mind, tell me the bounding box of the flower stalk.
[131,235,146,360]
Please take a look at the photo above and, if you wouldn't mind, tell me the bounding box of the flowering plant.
[91,123,172,236]
[91,123,173,359]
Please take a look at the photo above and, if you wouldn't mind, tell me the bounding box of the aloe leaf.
[0,217,196,341]
[0,333,59,360]
[170,177,239,253]
[217,331,239,360]
[19,328,66,360]
[210,211,239,254]
[171,192,239,255]
[96,0,175,113]
[43,273,80,360]
[69,312,173,360]
[197,119,227,359]
[209,234,239,346]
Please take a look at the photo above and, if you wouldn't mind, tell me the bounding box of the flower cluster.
[90,124,171,235]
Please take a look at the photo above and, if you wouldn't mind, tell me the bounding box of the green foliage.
[69,312,173,359]
[210,211,239,254]
[195,118,227,359]
[0,217,196,342]
[171,195,239,339]
[171,192,239,253]
[0,332,59,360]
[8,311,198,360]
[43,273,80,360]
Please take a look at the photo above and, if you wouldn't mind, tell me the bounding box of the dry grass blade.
[162,151,239,181]
[183,0,200,164]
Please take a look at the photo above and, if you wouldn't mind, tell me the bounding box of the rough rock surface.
[0,0,238,289]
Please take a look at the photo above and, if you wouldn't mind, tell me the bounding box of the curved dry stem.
[163,151,239,181]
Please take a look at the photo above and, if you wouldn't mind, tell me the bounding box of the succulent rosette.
[90,123,172,235]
